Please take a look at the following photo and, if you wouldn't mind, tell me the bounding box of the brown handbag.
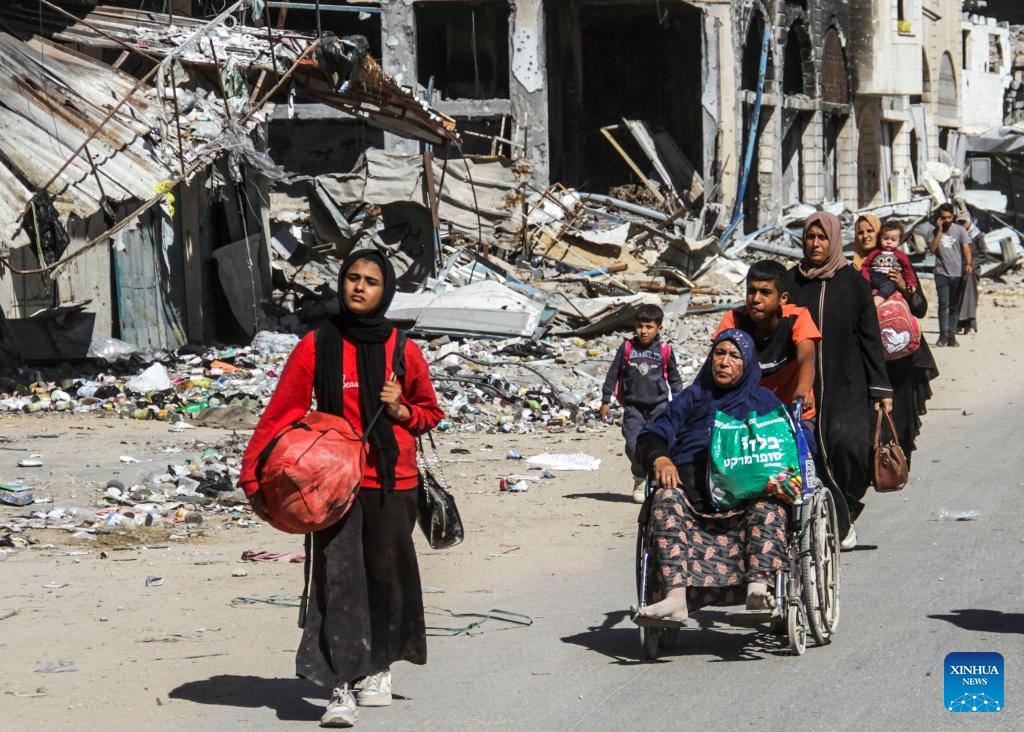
[872,410,908,492]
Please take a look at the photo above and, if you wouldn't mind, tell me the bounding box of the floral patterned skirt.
[647,488,787,610]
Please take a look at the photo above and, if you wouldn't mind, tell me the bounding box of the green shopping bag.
[708,405,799,509]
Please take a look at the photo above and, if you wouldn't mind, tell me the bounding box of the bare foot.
[637,591,689,623]
[746,581,775,610]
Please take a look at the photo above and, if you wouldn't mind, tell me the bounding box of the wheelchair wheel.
[635,509,660,660]
[787,601,807,656]
[801,487,841,645]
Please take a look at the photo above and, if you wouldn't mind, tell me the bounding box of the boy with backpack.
[600,304,684,503]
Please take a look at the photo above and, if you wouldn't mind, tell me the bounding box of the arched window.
[821,29,848,104]
[937,52,957,119]
[742,12,775,92]
[783,22,812,96]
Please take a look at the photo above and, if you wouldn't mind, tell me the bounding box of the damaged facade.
[373,1,974,220]
[0,0,456,360]
[2,0,1022,365]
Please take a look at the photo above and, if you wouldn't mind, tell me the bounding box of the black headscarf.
[314,249,400,491]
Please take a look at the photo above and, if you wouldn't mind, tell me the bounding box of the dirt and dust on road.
[1,281,1023,731]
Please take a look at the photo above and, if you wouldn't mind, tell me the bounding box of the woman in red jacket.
[240,249,443,728]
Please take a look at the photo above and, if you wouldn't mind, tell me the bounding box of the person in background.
[786,213,893,551]
[853,214,882,272]
[928,203,973,347]
[600,304,684,503]
[851,220,940,467]
[956,210,985,335]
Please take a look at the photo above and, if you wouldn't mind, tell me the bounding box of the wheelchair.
[633,401,841,659]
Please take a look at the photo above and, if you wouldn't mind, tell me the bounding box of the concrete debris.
[0,434,255,556]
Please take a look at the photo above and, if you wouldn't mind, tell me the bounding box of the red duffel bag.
[255,411,368,534]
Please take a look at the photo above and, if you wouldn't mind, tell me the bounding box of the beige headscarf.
[798,211,848,280]
[853,214,881,271]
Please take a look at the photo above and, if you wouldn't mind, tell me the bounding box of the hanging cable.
[314,0,323,40]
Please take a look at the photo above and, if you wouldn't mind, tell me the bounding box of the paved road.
[162,357,1024,731]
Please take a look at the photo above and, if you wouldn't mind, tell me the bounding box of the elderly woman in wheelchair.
[630,329,798,626]
[633,329,807,631]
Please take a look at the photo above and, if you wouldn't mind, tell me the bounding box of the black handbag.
[416,431,464,549]
[907,287,928,319]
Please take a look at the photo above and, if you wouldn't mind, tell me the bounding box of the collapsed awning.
[0,31,189,244]
[0,0,457,147]
[966,125,1024,155]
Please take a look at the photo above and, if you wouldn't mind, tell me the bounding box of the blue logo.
[945,652,1003,712]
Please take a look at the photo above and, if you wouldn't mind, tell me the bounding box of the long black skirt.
[885,341,938,465]
[296,488,426,689]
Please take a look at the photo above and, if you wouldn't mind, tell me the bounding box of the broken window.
[416,1,510,100]
[742,13,776,92]
[544,1,703,190]
[989,34,1004,73]
[781,110,809,204]
[783,24,810,96]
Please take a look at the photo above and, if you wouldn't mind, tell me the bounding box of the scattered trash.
[17,458,42,468]
[230,594,303,608]
[240,549,306,563]
[0,482,33,506]
[40,582,68,589]
[231,569,248,577]
[145,576,165,587]
[34,660,78,673]
[506,449,523,460]
[525,453,602,471]
[125,363,172,393]
[4,688,48,698]
[424,608,533,637]
[500,479,530,493]
[929,508,981,521]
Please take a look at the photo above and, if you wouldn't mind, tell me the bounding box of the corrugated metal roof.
[0,2,457,146]
[0,31,183,243]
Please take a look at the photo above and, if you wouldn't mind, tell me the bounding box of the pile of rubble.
[0,435,253,553]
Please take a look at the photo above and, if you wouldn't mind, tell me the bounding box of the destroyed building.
[961,12,1012,134]
[0,0,457,359]
[1,0,1021,366]
[852,0,957,206]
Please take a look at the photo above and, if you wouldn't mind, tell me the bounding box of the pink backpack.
[876,295,921,361]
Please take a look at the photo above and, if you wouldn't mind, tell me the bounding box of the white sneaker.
[840,524,857,552]
[355,669,392,707]
[321,685,357,727]
[632,477,646,504]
